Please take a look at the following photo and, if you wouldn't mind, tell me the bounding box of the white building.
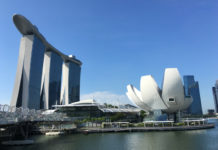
[126,68,192,114]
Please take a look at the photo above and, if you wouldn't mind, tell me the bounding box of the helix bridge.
[0,104,75,142]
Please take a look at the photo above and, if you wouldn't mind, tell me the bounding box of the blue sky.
[0,0,218,113]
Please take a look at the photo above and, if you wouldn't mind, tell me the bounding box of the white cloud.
[81,91,134,106]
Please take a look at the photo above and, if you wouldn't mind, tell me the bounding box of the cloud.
[81,91,134,106]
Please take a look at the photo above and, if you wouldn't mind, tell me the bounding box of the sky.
[0,0,218,113]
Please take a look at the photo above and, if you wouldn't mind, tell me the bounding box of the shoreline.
[0,122,215,141]
[0,123,215,144]
[77,123,215,134]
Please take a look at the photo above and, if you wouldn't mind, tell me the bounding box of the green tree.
[140,110,146,121]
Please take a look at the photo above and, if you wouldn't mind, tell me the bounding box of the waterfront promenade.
[1,119,218,150]
[78,123,215,134]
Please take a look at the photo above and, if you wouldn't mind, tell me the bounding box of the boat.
[45,131,64,136]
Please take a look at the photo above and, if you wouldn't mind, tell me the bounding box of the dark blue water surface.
[2,119,218,150]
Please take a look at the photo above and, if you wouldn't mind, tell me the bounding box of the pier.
[78,123,215,133]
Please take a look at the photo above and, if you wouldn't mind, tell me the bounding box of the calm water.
[2,119,218,150]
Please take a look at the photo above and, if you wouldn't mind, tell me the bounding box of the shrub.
[136,123,144,127]
[174,122,185,126]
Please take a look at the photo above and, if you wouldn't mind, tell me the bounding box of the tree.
[140,110,146,121]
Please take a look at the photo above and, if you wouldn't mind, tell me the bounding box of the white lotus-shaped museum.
[126,68,193,113]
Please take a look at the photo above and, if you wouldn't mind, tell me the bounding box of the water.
[2,119,218,150]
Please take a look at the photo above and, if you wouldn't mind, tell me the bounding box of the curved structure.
[13,14,82,65]
[181,97,193,110]
[126,68,193,114]
[140,75,167,110]
[161,68,186,113]
[126,85,151,111]
[11,14,82,109]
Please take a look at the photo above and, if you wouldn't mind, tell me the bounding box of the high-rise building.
[60,58,81,105]
[212,80,218,113]
[183,75,203,115]
[10,14,82,109]
[40,51,63,109]
[10,35,45,109]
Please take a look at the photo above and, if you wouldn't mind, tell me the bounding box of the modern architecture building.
[53,99,141,122]
[207,109,215,115]
[40,51,63,109]
[212,80,218,113]
[126,68,193,114]
[183,75,203,115]
[10,14,82,110]
[10,35,45,109]
[60,58,81,105]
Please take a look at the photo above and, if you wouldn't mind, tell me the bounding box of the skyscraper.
[40,51,63,109]
[10,14,82,110]
[212,81,218,113]
[183,75,203,115]
[60,57,81,105]
[10,35,45,109]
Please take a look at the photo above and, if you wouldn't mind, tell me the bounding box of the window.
[169,98,175,102]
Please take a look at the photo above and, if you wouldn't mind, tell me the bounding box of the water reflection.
[2,119,218,150]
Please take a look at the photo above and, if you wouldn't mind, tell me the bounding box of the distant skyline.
[0,0,218,113]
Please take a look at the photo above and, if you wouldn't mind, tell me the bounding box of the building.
[10,14,82,110]
[54,99,102,118]
[126,68,193,114]
[212,80,218,113]
[40,51,63,109]
[10,35,45,109]
[183,75,203,115]
[207,109,215,116]
[53,99,141,122]
[60,58,81,105]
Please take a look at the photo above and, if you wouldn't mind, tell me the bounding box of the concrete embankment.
[77,123,215,134]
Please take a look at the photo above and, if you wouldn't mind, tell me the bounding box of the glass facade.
[56,106,102,118]
[11,15,82,110]
[68,62,81,103]
[48,52,63,108]
[28,35,45,109]
[40,51,63,109]
[16,75,23,107]
[183,75,203,115]
[55,106,140,122]
[11,35,45,109]
[212,81,218,113]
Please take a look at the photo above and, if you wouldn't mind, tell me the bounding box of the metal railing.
[0,104,68,125]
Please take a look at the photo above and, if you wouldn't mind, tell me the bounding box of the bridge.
[0,104,76,142]
[0,104,67,125]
